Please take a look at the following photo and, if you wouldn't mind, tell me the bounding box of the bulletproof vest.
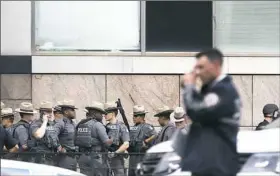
[106,123,122,146]
[12,120,30,138]
[75,118,100,148]
[130,125,141,142]
[12,120,33,149]
[130,124,147,143]
[59,118,75,148]
[43,121,57,149]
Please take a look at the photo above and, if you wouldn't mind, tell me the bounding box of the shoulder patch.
[204,93,219,107]
[145,124,154,130]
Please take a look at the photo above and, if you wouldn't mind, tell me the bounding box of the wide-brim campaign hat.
[1,102,5,110]
[15,102,37,114]
[131,105,148,116]
[154,105,174,117]
[85,101,106,113]
[53,105,62,112]
[170,107,185,122]
[104,101,118,112]
[1,108,15,118]
[58,99,78,109]
[36,101,53,111]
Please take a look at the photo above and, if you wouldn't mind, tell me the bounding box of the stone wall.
[1,74,279,130]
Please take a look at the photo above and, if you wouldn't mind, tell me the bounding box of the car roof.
[1,159,85,176]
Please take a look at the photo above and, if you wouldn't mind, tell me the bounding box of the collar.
[20,119,30,124]
[212,74,227,87]
[63,116,73,123]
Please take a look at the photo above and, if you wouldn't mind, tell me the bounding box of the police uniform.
[171,107,189,132]
[128,105,156,176]
[29,101,58,165]
[256,104,279,131]
[51,100,77,171]
[13,102,38,162]
[182,74,241,176]
[1,108,15,135]
[75,102,111,176]
[105,102,130,176]
[153,106,176,145]
[0,125,18,156]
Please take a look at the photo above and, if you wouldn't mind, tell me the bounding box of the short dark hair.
[195,48,224,65]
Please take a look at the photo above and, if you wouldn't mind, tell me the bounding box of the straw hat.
[85,101,106,113]
[15,102,37,114]
[58,99,78,109]
[37,101,53,111]
[170,107,185,122]
[131,105,148,116]
[1,102,5,110]
[104,101,118,112]
[1,108,15,118]
[154,105,173,117]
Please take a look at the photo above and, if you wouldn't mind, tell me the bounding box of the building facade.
[1,1,279,131]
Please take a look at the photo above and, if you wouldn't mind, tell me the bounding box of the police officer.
[0,107,19,157]
[1,108,15,135]
[128,105,156,176]
[13,102,37,161]
[29,101,58,165]
[256,104,279,130]
[75,102,113,176]
[53,105,63,121]
[153,105,175,145]
[51,99,77,171]
[0,124,19,157]
[182,49,241,176]
[171,107,189,132]
[104,101,130,176]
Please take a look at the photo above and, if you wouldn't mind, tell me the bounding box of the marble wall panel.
[1,74,31,99]
[232,76,253,126]
[106,75,180,126]
[32,75,106,122]
[253,75,280,126]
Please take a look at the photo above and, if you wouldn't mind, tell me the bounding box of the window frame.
[31,1,280,57]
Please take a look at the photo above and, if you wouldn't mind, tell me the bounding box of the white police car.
[0,159,86,176]
[137,118,280,176]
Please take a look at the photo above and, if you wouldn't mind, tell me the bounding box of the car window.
[1,168,30,176]
[265,117,280,129]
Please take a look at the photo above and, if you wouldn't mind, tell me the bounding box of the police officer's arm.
[255,122,266,131]
[116,125,130,153]
[51,119,65,149]
[31,120,48,139]
[14,126,29,150]
[4,130,19,152]
[95,123,113,147]
[183,84,239,123]
[144,125,157,144]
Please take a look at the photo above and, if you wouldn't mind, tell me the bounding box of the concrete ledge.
[32,56,280,74]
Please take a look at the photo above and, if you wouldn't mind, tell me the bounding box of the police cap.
[263,104,279,116]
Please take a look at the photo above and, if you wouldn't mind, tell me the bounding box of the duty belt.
[79,146,102,153]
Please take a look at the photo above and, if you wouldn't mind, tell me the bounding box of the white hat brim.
[174,118,185,122]
[15,108,37,114]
